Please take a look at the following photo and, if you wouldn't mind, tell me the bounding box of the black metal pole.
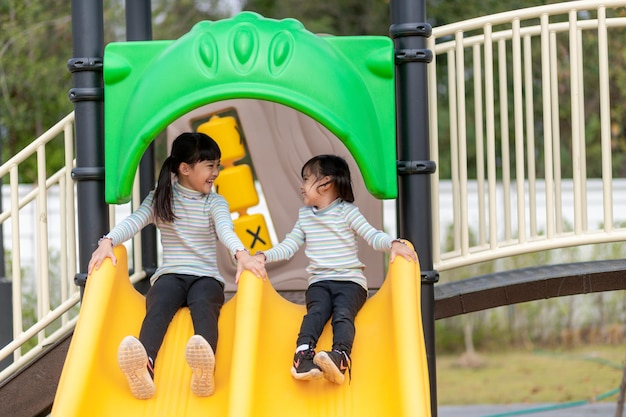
[0,141,11,371]
[69,0,108,294]
[126,0,157,294]
[0,279,10,371]
[0,153,4,278]
[390,1,438,416]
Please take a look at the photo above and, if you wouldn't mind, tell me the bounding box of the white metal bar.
[484,24,498,250]
[512,19,527,244]
[36,146,50,345]
[550,31,564,234]
[498,38,512,241]
[597,6,613,232]
[428,35,442,265]
[9,165,22,362]
[541,14,556,239]
[455,31,470,255]
[569,10,584,234]
[59,176,69,326]
[577,27,588,231]
[524,34,537,238]
[448,49,461,253]
[473,44,487,246]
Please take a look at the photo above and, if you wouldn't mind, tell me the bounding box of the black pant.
[297,280,367,355]
[139,274,224,364]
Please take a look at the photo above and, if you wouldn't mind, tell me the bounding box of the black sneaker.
[314,349,351,384]
[290,348,322,380]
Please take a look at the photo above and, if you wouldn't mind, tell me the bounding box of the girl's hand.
[87,238,117,274]
[389,240,418,263]
[235,250,267,283]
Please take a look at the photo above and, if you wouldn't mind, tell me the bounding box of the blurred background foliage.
[1,0,625,181]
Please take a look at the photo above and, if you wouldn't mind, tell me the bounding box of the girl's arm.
[211,195,266,281]
[259,220,305,262]
[87,193,155,274]
[87,236,115,274]
[234,249,266,283]
[389,239,418,263]
[346,204,417,262]
[345,204,395,250]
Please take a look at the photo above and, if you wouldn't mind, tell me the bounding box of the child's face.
[178,159,221,194]
[300,170,330,207]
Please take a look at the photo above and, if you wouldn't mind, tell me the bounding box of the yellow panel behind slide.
[52,245,431,417]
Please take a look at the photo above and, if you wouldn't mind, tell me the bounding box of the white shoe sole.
[185,335,216,397]
[290,365,322,380]
[118,336,155,399]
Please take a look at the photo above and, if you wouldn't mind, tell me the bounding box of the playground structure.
[51,244,429,417]
[1,1,626,416]
[51,12,433,416]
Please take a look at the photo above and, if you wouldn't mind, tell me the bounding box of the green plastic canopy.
[103,12,397,203]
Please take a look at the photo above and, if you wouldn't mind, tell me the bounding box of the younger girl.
[255,154,416,384]
[88,132,265,399]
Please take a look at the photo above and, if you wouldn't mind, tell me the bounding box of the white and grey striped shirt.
[263,199,395,290]
[106,181,244,285]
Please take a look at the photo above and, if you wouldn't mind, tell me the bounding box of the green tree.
[243,0,389,35]
[0,1,73,180]
[0,0,231,182]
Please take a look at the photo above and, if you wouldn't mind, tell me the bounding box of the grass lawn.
[436,345,626,405]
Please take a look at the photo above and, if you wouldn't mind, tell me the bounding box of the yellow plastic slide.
[51,245,431,416]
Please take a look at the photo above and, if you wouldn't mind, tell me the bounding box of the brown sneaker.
[185,335,216,397]
[118,336,155,399]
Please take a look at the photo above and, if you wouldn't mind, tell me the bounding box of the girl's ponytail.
[152,132,221,223]
[153,156,177,223]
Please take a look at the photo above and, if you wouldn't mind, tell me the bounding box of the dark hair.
[153,132,221,222]
[301,154,355,203]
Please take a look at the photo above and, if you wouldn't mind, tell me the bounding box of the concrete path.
[439,402,620,417]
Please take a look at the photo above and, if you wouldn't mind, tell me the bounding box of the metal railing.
[0,112,78,381]
[0,112,142,382]
[428,0,626,271]
[1,0,626,383]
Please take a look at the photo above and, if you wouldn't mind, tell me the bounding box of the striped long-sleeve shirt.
[263,199,395,290]
[105,181,244,285]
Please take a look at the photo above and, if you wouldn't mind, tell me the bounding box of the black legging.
[138,274,224,364]
[297,280,367,354]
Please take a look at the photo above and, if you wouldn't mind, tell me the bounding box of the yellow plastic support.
[234,213,273,252]
[214,164,259,214]
[198,115,245,165]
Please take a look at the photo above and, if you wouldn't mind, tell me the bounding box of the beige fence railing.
[428,0,626,271]
[0,112,141,382]
[0,112,78,381]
